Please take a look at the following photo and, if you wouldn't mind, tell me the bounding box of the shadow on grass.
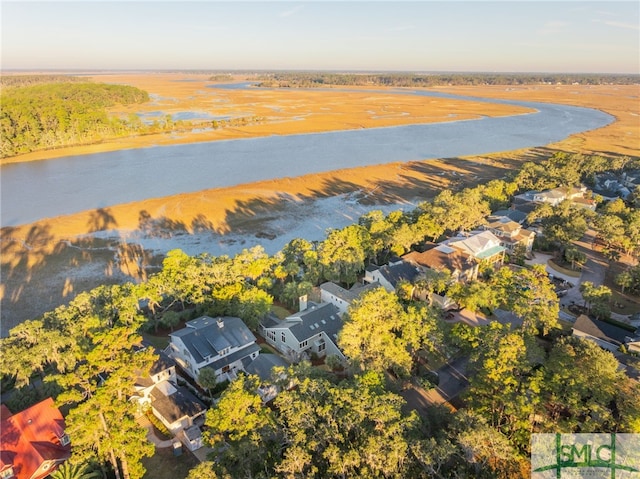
[142,444,200,479]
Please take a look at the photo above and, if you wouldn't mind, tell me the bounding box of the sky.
[1,1,639,74]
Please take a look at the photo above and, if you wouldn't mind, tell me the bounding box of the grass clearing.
[548,259,582,278]
[142,445,199,479]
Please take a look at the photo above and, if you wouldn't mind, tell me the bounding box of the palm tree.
[50,462,101,479]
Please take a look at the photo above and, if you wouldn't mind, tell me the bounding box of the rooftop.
[171,316,256,364]
[403,244,475,272]
[264,301,343,344]
[150,384,206,425]
[320,281,381,303]
[0,398,71,479]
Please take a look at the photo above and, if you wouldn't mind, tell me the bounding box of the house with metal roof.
[167,316,260,384]
[0,398,71,479]
[260,301,344,363]
[445,230,506,267]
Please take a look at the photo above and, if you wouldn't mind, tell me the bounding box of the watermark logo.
[531,434,640,478]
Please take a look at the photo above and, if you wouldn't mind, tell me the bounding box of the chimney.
[216,318,224,329]
[299,295,308,312]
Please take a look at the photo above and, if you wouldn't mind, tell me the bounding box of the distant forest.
[255,72,640,88]
[0,77,149,158]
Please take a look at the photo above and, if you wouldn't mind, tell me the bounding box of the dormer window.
[0,466,15,479]
[59,432,70,446]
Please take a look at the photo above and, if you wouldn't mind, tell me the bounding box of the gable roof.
[245,354,290,382]
[265,302,343,344]
[170,316,256,364]
[369,262,421,287]
[320,281,381,303]
[485,218,522,233]
[150,384,206,425]
[403,244,475,273]
[489,209,528,224]
[0,398,71,479]
[447,231,505,259]
[572,315,634,346]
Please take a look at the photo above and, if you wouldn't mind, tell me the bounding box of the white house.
[167,316,260,384]
[133,349,207,451]
[320,281,381,315]
[481,217,535,254]
[260,301,345,363]
[446,230,506,267]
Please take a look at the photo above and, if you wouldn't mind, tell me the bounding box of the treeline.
[0,74,84,88]
[208,74,235,82]
[0,81,149,158]
[1,151,639,478]
[255,72,640,88]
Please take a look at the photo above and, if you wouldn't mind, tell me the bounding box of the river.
[0,88,613,227]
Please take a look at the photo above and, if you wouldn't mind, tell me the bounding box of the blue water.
[0,87,613,227]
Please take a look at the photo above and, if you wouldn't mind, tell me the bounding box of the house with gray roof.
[148,380,207,450]
[133,346,207,451]
[363,261,421,292]
[488,209,528,224]
[260,301,344,362]
[572,315,640,353]
[320,280,381,315]
[167,316,260,384]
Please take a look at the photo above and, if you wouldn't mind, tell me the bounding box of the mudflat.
[1,76,638,333]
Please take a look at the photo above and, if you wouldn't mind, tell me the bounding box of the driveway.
[402,356,470,411]
[526,230,609,310]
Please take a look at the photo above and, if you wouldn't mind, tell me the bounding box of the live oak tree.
[186,463,222,479]
[527,200,592,248]
[204,374,279,478]
[540,336,626,433]
[0,283,156,479]
[275,372,418,479]
[447,280,498,314]
[465,326,543,450]
[490,264,559,335]
[338,287,412,376]
[318,224,372,285]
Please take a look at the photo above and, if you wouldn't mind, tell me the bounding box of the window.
[281,332,286,343]
[222,365,230,373]
[299,340,308,349]
[220,347,230,356]
[267,330,276,342]
[59,432,70,446]
[318,342,326,352]
[0,467,14,479]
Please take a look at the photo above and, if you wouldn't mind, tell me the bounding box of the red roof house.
[0,398,71,479]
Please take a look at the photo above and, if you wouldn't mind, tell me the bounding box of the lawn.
[142,445,200,479]
[548,258,581,278]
